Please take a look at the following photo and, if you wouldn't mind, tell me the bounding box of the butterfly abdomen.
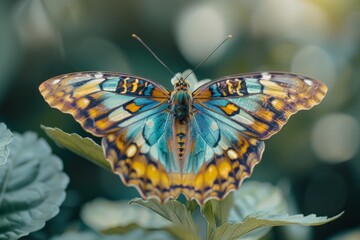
[169,84,193,171]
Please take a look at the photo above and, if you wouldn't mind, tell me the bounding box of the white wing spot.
[261,72,271,80]
[126,144,137,158]
[304,79,313,86]
[146,119,155,128]
[95,72,103,78]
[52,79,60,85]
[210,121,218,131]
[227,149,238,160]
[109,107,131,122]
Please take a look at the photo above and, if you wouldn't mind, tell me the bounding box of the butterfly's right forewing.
[39,72,170,136]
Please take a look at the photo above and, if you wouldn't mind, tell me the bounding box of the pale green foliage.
[51,230,172,240]
[42,126,111,170]
[80,198,171,231]
[0,123,12,165]
[0,129,68,240]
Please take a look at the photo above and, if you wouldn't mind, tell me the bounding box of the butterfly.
[39,70,327,204]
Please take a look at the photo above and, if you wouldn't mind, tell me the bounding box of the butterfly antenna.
[132,34,177,79]
[184,34,232,80]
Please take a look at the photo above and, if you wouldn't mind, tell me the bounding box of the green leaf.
[211,212,344,240]
[201,193,234,240]
[208,181,343,240]
[0,132,69,240]
[186,199,199,214]
[129,198,199,240]
[201,201,217,229]
[103,224,198,240]
[202,193,234,228]
[41,126,111,171]
[221,181,287,240]
[210,193,234,226]
[0,123,13,166]
[228,182,288,222]
[51,229,173,240]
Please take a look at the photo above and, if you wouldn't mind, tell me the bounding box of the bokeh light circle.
[291,45,336,88]
[252,0,329,44]
[174,2,231,66]
[311,113,359,163]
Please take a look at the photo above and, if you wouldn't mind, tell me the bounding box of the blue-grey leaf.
[209,181,342,240]
[0,123,13,166]
[129,198,199,240]
[0,132,69,240]
[50,229,173,240]
[225,181,287,240]
[80,198,170,231]
[211,212,343,240]
[41,126,110,171]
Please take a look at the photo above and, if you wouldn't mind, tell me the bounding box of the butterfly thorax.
[170,78,192,122]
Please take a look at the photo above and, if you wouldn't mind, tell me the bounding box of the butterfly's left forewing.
[193,72,327,139]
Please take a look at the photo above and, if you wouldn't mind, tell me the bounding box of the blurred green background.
[1,0,360,239]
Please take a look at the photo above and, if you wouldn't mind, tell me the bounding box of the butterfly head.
[172,78,190,90]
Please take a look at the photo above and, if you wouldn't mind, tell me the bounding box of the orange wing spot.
[195,90,212,98]
[170,173,182,187]
[194,174,204,190]
[315,91,326,102]
[218,160,232,179]
[204,165,218,186]
[95,118,113,131]
[319,84,328,93]
[226,80,234,94]
[220,103,239,115]
[125,102,141,113]
[160,172,170,189]
[255,109,275,122]
[130,79,139,93]
[146,164,160,185]
[120,78,129,94]
[250,121,269,135]
[235,79,243,96]
[56,91,65,98]
[115,136,125,150]
[151,89,168,98]
[237,137,250,157]
[77,98,91,109]
[88,108,100,119]
[248,138,258,146]
[132,160,146,177]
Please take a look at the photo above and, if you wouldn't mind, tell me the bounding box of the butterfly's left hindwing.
[39,72,170,136]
